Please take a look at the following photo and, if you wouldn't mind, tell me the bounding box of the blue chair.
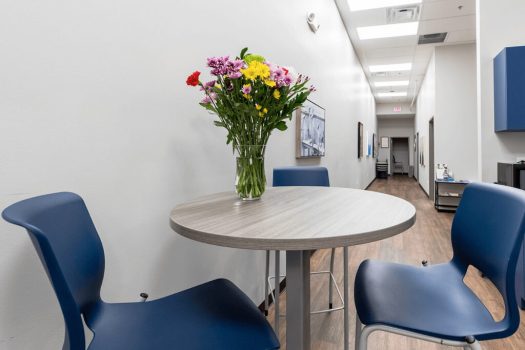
[266,166,346,333]
[354,182,525,350]
[2,192,279,350]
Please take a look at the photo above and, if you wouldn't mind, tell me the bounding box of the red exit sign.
[393,106,402,112]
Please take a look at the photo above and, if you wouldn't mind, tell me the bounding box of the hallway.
[268,175,525,349]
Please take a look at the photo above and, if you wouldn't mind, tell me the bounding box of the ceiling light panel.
[357,22,419,40]
[369,63,412,72]
[375,80,410,87]
[348,0,422,12]
[377,92,408,97]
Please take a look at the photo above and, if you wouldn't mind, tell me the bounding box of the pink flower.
[201,92,217,104]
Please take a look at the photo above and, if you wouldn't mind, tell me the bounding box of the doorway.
[429,118,435,200]
[391,137,410,175]
[414,133,419,180]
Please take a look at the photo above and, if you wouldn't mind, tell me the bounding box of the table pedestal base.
[286,250,311,350]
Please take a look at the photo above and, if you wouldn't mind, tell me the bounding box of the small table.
[434,180,470,212]
[170,187,416,350]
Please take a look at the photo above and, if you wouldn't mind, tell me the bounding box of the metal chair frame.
[355,316,482,350]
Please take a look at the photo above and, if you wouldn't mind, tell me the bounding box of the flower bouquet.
[186,48,315,200]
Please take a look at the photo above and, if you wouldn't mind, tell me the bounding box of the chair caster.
[140,293,149,302]
[421,260,429,267]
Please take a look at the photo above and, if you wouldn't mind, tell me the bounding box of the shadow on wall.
[150,234,264,300]
[2,239,64,349]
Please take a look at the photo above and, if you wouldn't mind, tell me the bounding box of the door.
[429,118,435,200]
[415,132,419,180]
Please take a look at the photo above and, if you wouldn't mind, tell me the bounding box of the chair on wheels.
[393,154,404,174]
[265,166,346,332]
[2,192,279,350]
[354,182,525,350]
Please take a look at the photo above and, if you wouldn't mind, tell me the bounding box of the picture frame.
[380,136,389,148]
[372,133,377,158]
[296,99,326,158]
[357,122,363,158]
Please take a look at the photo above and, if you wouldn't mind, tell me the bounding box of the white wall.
[415,43,478,194]
[415,53,436,194]
[434,44,478,182]
[0,1,376,348]
[377,118,415,174]
[477,0,525,182]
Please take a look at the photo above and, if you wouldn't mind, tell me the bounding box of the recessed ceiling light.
[377,91,408,97]
[369,63,412,72]
[348,0,422,12]
[357,22,419,40]
[374,80,410,87]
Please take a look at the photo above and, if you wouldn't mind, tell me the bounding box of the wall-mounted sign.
[393,106,402,112]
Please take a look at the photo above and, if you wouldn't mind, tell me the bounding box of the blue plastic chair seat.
[355,260,503,342]
[88,279,278,350]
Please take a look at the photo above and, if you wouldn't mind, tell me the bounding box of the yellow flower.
[214,83,222,90]
[273,89,281,99]
[243,93,252,100]
[263,108,268,114]
[241,66,258,80]
[259,112,264,117]
[255,104,262,110]
[264,80,276,87]
[241,61,270,80]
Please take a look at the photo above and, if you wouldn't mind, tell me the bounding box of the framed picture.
[366,131,372,157]
[380,136,389,148]
[296,100,325,158]
[357,122,363,158]
[372,133,377,158]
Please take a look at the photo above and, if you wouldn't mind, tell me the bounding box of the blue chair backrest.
[273,166,330,187]
[2,192,105,350]
[451,182,525,334]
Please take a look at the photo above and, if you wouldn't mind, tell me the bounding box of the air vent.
[418,33,448,45]
[387,5,420,24]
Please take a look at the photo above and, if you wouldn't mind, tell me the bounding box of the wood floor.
[267,175,525,350]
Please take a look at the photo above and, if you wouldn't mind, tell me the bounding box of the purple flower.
[207,56,245,77]
[201,92,217,104]
[283,75,293,86]
[207,56,230,76]
[200,80,216,92]
[228,71,242,79]
[241,84,252,94]
[309,85,316,92]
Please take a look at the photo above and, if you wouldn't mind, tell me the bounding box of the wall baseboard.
[364,177,377,190]
[418,182,430,197]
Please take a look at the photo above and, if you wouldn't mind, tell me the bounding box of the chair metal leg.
[355,315,362,350]
[343,246,349,350]
[274,250,280,334]
[264,250,270,315]
[329,247,335,309]
[358,324,482,350]
[468,341,482,350]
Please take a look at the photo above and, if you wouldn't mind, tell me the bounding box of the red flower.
[186,71,201,86]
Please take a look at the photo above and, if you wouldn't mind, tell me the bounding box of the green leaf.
[214,121,225,127]
[275,121,287,131]
[240,47,248,59]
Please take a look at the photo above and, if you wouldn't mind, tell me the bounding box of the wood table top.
[170,187,416,251]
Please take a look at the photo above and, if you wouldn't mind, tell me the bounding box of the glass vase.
[235,145,266,200]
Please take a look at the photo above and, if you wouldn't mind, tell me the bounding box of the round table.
[170,187,416,350]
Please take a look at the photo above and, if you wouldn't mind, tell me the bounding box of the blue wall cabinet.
[494,46,525,132]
